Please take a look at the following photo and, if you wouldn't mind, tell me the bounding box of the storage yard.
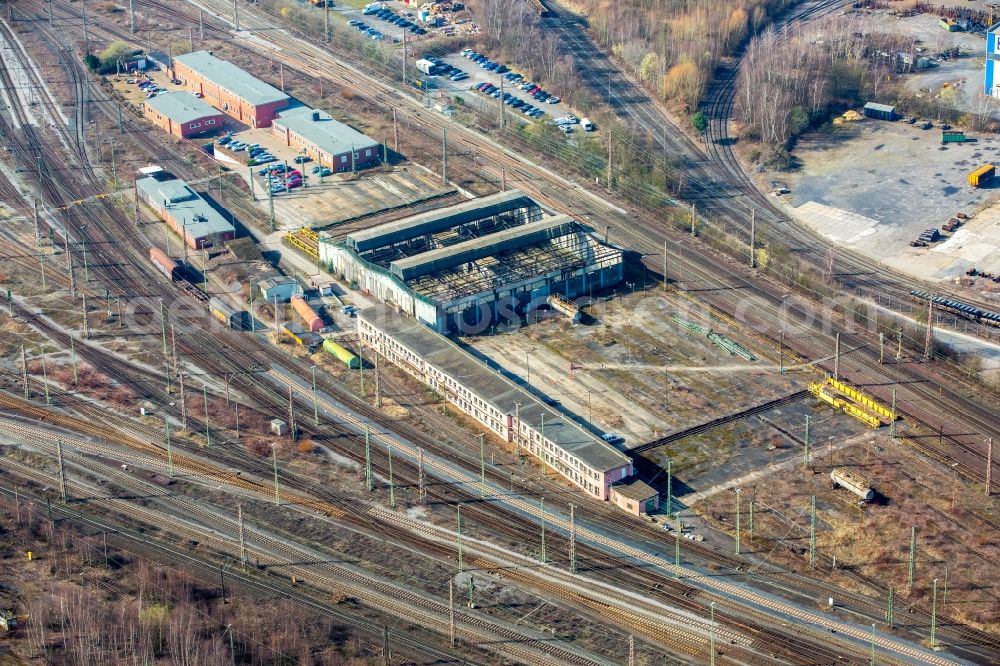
[780,117,1000,281]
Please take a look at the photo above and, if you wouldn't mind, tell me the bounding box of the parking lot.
[337,1,476,44]
[425,49,592,135]
[344,2,429,44]
[114,66,195,117]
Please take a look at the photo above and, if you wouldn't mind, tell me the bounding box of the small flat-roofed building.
[610,478,660,516]
[136,173,236,250]
[271,106,381,172]
[144,92,225,138]
[259,275,299,303]
[358,304,636,502]
[321,191,621,333]
[987,23,1000,97]
[172,51,290,128]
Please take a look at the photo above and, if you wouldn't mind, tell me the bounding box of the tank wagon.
[209,297,243,330]
[831,468,875,502]
[291,296,323,332]
[546,293,581,323]
[323,338,361,369]
[149,247,180,281]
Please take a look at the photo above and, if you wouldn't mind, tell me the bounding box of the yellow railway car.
[968,164,995,188]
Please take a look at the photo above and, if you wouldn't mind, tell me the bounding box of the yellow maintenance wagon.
[968,164,995,187]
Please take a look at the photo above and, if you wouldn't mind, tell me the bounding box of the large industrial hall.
[320,191,623,333]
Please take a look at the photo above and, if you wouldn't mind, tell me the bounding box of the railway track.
[3,7,996,660]
[0,401,940,666]
[0,458,589,666]
[0,488,474,666]
[0,411,739,664]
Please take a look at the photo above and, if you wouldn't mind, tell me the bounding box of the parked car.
[294,155,312,164]
[546,96,560,104]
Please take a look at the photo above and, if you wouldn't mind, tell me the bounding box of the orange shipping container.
[291,296,322,332]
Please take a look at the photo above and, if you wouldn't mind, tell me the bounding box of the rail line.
[3,3,996,660]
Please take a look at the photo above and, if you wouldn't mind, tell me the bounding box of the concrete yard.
[780,118,1000,280]
[459,288,879,506]
[462,290,794,440]
[238,165,454,231]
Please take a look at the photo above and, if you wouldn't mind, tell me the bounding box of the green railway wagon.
[323,338,361,369]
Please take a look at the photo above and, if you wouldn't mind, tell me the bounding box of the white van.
[580,117,594,132]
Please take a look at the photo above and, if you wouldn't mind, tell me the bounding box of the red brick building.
[172,51,290,129]
[144,92,225,139]
[272,106,381,172]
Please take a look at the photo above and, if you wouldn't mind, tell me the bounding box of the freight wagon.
[149,246,180,281]
[968,164,995,187]
[208,297,244,330]
[910,290,1000,327]
[290,296,323,332]
[282,322,321,348]
[323,338,361,369]
[831,467,875,502]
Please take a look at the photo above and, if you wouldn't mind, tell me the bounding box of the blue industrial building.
[986,23,1000,97]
